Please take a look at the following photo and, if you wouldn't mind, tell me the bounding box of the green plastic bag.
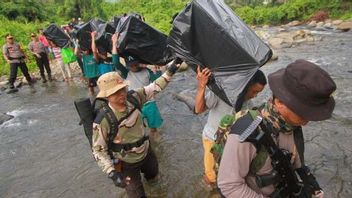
[61,48,77,64]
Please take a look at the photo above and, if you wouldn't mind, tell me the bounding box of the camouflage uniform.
[216,101,303,197]
[92,70,174,197]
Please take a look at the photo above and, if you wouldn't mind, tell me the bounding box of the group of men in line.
[85,29,335,197]
[3,18,336,198]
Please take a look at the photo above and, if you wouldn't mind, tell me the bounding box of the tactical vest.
[211,109,305,176]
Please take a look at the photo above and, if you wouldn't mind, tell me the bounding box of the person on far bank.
[74,44,99,96]
[92,61,181,198]
[111,33,164,142]
[2,34,34,90]
[217,60,333,198]
[194,66,266,190]
[49,41,73,82]
[28,33,52,83]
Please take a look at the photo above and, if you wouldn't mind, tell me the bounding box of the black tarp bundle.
[168,0,272,107]
[43,24,70,48]
[116,15,174,65]
[74,18,106,51]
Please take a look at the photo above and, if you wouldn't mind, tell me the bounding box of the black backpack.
[74,90,141,148]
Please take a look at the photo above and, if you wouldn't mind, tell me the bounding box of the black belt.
[110,136,149,152]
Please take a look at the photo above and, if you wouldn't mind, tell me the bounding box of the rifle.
[249,117,322,198]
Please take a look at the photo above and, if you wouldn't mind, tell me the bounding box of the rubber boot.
[41,75,47,83]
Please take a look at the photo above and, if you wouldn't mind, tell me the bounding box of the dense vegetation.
[0,0,351,76]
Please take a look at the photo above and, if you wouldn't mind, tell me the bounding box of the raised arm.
[91,31,99,62]
[194,65,211,114]
[135,60,180,105]
[111,33,128,79]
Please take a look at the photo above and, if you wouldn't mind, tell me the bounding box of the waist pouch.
[110,136,149,152]
[8,56,25,60]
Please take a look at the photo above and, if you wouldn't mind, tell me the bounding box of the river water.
[0,28,351,198]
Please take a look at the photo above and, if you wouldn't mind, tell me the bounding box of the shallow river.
[1,28,351,198]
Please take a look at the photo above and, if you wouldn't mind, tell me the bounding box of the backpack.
[74,90,141,148]
[211,109,305,176]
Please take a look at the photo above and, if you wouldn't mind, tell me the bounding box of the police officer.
[217,60,336,198]
[2,34,33,90]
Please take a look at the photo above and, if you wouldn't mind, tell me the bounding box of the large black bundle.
[116,16,174,65]
[168,0,272,107]
[96,22,115,53]
[43,24,70,48]
[109,16,122,29]
[75,19,105,51]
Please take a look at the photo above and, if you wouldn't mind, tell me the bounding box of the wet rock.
[269,37,293,49]
[325,19,332,24]
[286,20,301,27]
[270,50,279,61]
[308,21,317,27]
[337,22,352,32]
[332,20,343,25]
[324,23,332,29]
[316,22,325,28]
[0,113,14,125]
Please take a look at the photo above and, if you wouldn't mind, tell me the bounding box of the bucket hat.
[268,59,336,121]
[97,72,128,98]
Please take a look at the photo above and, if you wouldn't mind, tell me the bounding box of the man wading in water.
[92,61,180,198]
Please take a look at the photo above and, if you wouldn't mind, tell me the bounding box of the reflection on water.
[0,29,351,198]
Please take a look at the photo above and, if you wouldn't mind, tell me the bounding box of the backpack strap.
[293,127,305,165]
[93,91,142,159]
[229,110,269,175]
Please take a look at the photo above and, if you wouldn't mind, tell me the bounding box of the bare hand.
[314,190,324,198]
[112,33,119,43]
[36,53,41,58]
[196,65,211,88]
[90,31,97,38]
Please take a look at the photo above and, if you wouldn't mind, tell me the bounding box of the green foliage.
[102,0,189,34]
[235,0,351,25]
[0,0,47,22]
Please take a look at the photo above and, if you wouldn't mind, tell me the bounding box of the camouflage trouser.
[121,148,158,198]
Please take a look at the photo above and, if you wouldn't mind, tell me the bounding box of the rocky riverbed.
[0,26,351,198]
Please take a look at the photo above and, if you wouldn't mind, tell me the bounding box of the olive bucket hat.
[97,72,128,98]
[268,59,336,121]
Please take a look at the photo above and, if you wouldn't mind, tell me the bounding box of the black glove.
[296,166,323,196]
[108,171,126,188]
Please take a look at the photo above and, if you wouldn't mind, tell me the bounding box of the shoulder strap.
[229,110,269,175]
[293,127,305,165]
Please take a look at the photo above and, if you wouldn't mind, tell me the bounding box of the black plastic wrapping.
[116,16,174,65]
[168,0,272,107]
[43,24,70,48]
[75,19,105,51]
[96,22,115,53]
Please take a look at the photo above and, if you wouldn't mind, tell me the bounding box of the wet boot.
[41,75,47,83]
[48,74,53,82]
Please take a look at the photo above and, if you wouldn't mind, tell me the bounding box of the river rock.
[332,20,343,25]
[286,20,301,27]
[0,113,14,125]
[263,25,269,29]
[337,22,352,31]
[308,21,317,27]
[269,37,293,48]
[316,21,324,28]
[324,22,332,29]
[325,19,332,24]
[270,50,279,61]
